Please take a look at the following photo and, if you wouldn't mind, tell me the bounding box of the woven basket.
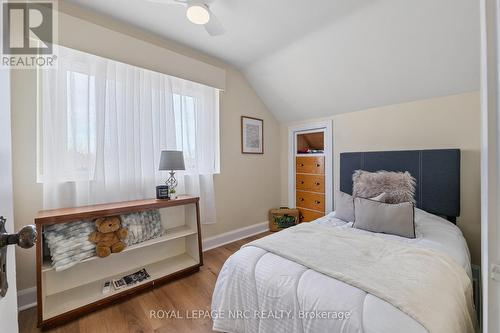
[268,207,299,232]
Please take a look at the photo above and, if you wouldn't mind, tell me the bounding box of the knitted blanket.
[45,209,164,271]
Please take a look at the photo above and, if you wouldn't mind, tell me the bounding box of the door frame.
[480,0,500,331]
[287,120,333,213]
[0,68,19,332]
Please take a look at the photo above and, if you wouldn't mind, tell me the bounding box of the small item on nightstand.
[156,185,170,200]
[269,207,299,232]
[169,187,177,200]
[123,268,150,286]
[310,149,324,154]
[297,147,310,154]
[111,269,151,291]
[112,278,126,290]
[102,281,111,294]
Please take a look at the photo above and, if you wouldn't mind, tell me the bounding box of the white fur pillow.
[352,170,416,204]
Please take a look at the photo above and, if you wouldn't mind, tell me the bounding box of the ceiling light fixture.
[186,4,210,25]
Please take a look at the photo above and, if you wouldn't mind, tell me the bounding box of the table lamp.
[158,150,185,199]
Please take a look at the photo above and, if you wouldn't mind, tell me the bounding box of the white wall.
[281,92,481,264]
[246,0,480,122]
[57,10,225,90]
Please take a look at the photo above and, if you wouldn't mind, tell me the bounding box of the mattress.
[211,208,472,333]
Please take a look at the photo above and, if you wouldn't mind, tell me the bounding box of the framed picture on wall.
[241,116,264,154]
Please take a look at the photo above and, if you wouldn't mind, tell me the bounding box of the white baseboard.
[17,286,37,311]
[16,221,269,312]
[202,221,269,252]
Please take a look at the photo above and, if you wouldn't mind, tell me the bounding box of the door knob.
[0,216,37,297]
[0,219,37,249]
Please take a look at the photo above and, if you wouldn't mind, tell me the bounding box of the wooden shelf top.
[295,153,325,157]
[35,196,199,225]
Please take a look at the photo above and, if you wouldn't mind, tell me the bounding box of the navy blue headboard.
[340,149,460,223]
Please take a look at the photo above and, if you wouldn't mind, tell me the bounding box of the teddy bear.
[88,216,128,258]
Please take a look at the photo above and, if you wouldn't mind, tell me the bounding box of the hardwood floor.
[19,232,271,333]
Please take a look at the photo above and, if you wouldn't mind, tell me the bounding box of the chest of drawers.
[295,156,325,222]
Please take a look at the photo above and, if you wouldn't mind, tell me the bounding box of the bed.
[211,149,475,333]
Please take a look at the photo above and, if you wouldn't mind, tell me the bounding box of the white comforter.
[211,208,473,333]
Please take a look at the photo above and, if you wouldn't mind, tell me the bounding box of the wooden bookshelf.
[35,196,202,328]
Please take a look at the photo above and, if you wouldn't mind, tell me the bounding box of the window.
[38,45,220,222]
[173,93,197,170]
[66,71,96,177]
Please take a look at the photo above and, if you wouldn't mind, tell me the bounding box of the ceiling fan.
[148,0,226,36]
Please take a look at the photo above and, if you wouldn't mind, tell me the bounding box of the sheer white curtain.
[39,46,219,224]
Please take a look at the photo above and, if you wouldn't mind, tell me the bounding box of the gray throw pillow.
[352,170,416,204]
[335,191,387,223]
[335,191,355,222]
[353,197,415,238]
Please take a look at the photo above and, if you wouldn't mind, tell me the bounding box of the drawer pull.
[301,181,305,184]
[314,200,321,204]
[315,182,321,186]
[300,198,305,202]
[316,163,321,167]
[300,164,304,167]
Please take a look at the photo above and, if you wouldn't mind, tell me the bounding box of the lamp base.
[166,171,178,188]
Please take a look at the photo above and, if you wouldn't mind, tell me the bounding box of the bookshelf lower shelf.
[43,253,198,320]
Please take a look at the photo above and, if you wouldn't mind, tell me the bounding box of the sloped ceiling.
[64,0,480,122]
